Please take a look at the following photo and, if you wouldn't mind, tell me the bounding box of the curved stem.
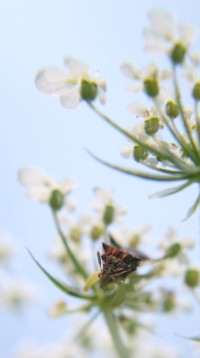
[52,210,88,280]
[102,307,130,358]
[172,65,200,163]
[194,100,200,147]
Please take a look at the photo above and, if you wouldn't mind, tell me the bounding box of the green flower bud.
[165,100,179,118]
[80,80,98,101]
[144,116,160,135]
[49,189,64,211]
[170,42,186,64]
[192,82,200,101]
[91,225,104,241]
[134,145,149,162]
[162,292,175,312]
[165,243,181,258]
[103,204,115,226]
[143,78,159,97]
[70,227,81,242]
[185,268,199,288]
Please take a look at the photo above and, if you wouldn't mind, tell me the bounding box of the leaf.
[149,181,191,199]
[86,149,188,182]
[182,194,200,221]
[28,249,96,300]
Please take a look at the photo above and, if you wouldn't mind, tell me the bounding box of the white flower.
[120,122,159,166]
[35,57,106,109]
[91,187,127,225]
[159,227,195,251]
[18,167,76,206]
[120,62,170,94]
[0,270,39,309]
[144,10,197,57]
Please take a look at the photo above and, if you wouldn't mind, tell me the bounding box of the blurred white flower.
[144,10,197,58]
[19,167,76,209]
[35,57,106,109]
[159,227,195,251]
[14,337,88,358]
[91,187,127,226]
[120,62,170,94]
[0,270,39,309]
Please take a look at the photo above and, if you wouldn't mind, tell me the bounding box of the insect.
[97,242,141,283]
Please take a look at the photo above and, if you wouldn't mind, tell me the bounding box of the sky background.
[1,0,200,357]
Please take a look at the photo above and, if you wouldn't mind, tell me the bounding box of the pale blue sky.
[1,0,200,357]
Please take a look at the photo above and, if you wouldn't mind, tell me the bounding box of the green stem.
[154,98,194,160]
[102,307,130,358]
[172,65,200,163]
[52,210,88,280]
[194,100,200,147]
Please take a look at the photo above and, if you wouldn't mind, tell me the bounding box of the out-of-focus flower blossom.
[0,270,39,310]
[14,337,88,358]
[91,187,127,226]
[144,10,197,64]
[19,167,76,211]
[120,62,170,97]
[35,57,106,109]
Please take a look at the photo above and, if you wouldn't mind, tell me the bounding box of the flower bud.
[49,189,64,211]
[103,204,115,226]
[144,116,160,135]
[170,42,186,64]
[192,82,200,101]
[162,292,175,312]
[134,145,149,162]
[165,100,179,118]
[143,78,159,97]
[91,225,104,241]
[80,80,98,101]
[185,268,199,288]
[165,243,181,258]
[70,227,81,242]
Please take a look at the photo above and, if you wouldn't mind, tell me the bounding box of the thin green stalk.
[88,101,194,172]
[102,307,130,358]
[172,65,200,163]
[154,98,195,160]
[52,210,88,280]
[87,149,196,182]
[194,100,200,147]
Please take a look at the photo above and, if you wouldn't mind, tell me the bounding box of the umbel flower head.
[35,57,106,109]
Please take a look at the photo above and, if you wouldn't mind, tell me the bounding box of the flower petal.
[18,167,47,187]
[60,87,81,109]
[178,24,197,47]
[27,188,50,202]
[128,102,149,117]
[120,145,134,158]
[148,10,175,40]
[64,57,89,78]
[120,62,141,80]
[35,68,72,95]
[143,29,169,54]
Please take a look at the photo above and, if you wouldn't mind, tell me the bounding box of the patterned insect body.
[97,242,141,283]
